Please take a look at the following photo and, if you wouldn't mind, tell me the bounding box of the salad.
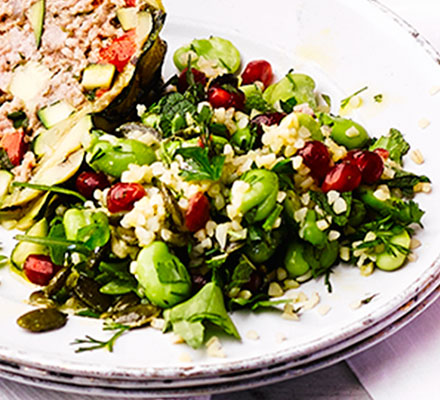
[1,32,430,351]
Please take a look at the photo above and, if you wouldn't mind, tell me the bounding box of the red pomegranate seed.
[177,68,207,93]
[322,163,362,193]
[373,148,390,161]
[352,150,384,184]
[24,255,61,286]
[298,141,332,182]
[185,192,210,232]
[241,60,273,88]
[107,183,146,213]
[250,112,286,135]
[208,86,244,110]
[76,171,110,199]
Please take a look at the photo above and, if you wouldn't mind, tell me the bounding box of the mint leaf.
[164,282,240,348]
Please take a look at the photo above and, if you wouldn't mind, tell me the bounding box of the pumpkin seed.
[17,308,67,332]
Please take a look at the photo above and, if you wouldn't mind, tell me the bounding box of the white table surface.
[1,1,438,399]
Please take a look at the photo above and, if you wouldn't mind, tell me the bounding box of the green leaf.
[374,94,383,103]
[340,86,368,109]
[262,204,283,232]
[172,320,205,349]
[77,213,110,250]
[7,110,29,129]
[12,182,86,203]
[48,223,66,265]
[228,255,255,290]
[381,170,430,198]
[177,146,225,182]
[0,149,14,171]
[310,191,352,226]
[164,282,240,348]
[280,96,298,113]
[100,279,137,295]
[370,128,410,166]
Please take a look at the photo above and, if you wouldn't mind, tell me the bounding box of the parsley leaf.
[370,128,410,166]
[177,146,225,181]
[381,170,430,198]
[310,191,352,226]
[340,86,368,109]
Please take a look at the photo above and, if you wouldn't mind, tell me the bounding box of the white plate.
[0,0,439,384]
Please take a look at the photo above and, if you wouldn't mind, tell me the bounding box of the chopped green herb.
[177,146,225,182]
[340,86,368,109]
[374,94,383,103]
[12,182,86,203]
[7,111,29,129]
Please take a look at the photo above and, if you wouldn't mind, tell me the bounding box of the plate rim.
[0,0,439,382]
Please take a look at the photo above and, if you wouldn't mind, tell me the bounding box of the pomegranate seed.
[298,141,332,182]
[24,255,61,286]
[76,171,110,199]
[177,68,207,93]
[208,86,245,110]
[322,163,362,193]
[350,150,384,184]
[185,192,210,232]
[373,148,390,161]
[250,112,286,136]
[241,60,273,88]
[107,183,146,213]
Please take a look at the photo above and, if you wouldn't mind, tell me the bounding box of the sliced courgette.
[37,101,75,129]
[376,230,411,271]
[117,7,138,31]
[28,0,45,49]
[11,218,48,269]
[0,171,13,204]
[81,64,116,91]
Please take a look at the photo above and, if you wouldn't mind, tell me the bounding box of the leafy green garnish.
[48,222,67,265]
[176,146,225,181]
[244,89,271,113]
[374,94,383,103]
[370,128,410,166]
[12,182,86,203]
[7,111,29,129]
[280,96,298,113]
[96,260,137,295]
[340,86,368,109]
[321,93,332,108]
[262,204,283,232]
[228,255,255,290]
[71,322,130,353]
[310,191,352,226]
[381,170,430,198]
[14,234,91,255]
[143,92,197,137]
[164,282,240,349]
[76,212,110,250]
[0,149,14,171]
